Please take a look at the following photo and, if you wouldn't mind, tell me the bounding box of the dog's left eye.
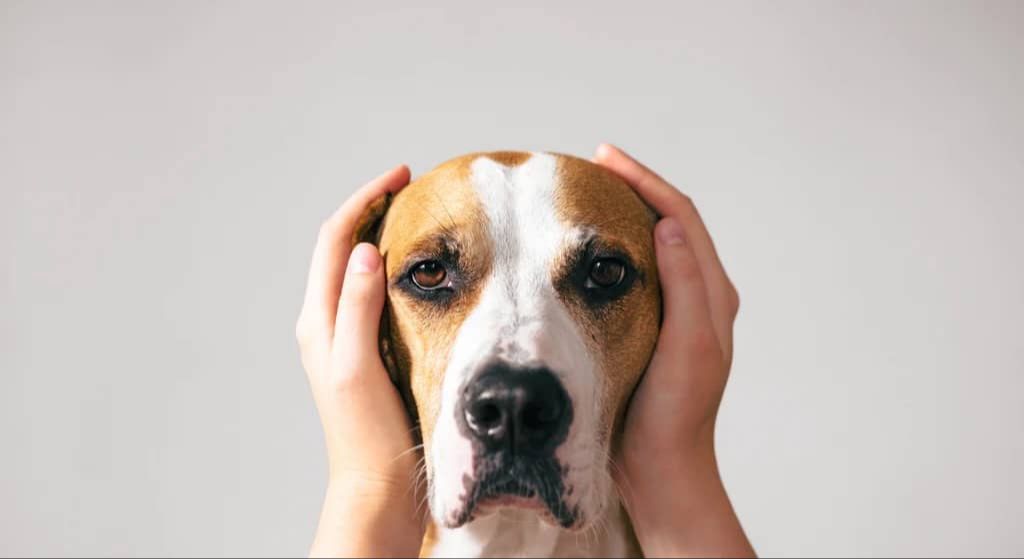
[410,260,448,290]
[587,258,626,289]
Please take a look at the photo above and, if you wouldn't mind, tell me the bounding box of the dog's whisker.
[406,459,430,503]
[585,512,597,549]
[415,466,429,495]
[604,449,637,512]
[388,443,425,465]
[404,189,458,239]
[431,189,458,231]
[584,214,629,231]
[414,465,432,521]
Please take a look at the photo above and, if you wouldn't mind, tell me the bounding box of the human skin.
[295,164,425,558]
[594,144,754,558]
[295,146,755,558]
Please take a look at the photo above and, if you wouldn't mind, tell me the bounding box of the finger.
[594,144,739,360]
[651,218,722,374]
[298,165,409,346]
[332,243,387,372]
[594,144,680,212]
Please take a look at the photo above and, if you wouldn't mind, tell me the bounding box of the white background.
[2,1,1022,556]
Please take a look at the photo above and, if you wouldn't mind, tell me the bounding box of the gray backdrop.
[2,1,1022,556]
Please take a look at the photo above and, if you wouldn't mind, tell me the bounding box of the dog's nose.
[460,363,571,455]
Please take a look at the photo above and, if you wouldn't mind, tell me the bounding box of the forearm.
[625,446,755,558]
[310,479,424,558]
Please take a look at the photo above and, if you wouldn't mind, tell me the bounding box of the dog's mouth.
[450,457,579,529]
[477,479,545,512]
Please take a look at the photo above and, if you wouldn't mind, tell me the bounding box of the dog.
[354,151,661,557]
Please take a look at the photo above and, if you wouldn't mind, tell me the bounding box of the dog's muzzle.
[452,361,577,527]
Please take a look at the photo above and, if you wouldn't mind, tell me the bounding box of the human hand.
[295,165,424,558]
[594,144,754,558]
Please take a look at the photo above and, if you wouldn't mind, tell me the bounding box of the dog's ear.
[351,193,393,246]
[350,193,420,433]
[349,192,394,371]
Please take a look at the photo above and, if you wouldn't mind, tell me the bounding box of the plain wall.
[2,1,1022,556]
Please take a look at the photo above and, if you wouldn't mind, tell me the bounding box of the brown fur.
[552,154,661,445]
[377,155,495,459]
[364,152,657,557]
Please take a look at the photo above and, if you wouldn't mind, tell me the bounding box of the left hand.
[594,144,753,558]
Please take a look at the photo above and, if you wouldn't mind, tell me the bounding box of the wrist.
[312,477,424,558]
[623,444,740,557]
[325,475,422,529]
[623,443,721,515]
[327,468,412,502]
[622,427,718,493]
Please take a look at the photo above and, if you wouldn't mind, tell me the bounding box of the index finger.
[298,164,410,345]
[593,144,739,360]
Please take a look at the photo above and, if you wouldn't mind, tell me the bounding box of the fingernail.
[657,218,687,246]
[349,243,381,274]
[595,143,613,160]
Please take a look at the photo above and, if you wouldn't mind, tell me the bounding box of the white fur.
[426,153,623,557]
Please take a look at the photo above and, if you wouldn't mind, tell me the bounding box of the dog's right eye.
[410,260,448,290]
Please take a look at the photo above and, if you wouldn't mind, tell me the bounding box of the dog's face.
[374,152,660,531]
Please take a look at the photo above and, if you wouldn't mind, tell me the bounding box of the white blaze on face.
[428,153,608,529]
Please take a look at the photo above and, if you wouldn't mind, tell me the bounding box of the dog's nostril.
[468,399,503,429]
[521,400,561,430]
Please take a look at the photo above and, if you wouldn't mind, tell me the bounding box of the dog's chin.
[442,470,583,530]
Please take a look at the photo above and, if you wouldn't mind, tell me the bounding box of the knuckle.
[325,362,369,394]
[688,327,722,361]
[326,371,356,393]
[294,317,310,343]
[674,193,696,216]
[318,214,342,240]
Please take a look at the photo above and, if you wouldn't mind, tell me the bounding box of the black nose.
[460,362,571,455]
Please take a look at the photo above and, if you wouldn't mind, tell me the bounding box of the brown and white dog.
[355,151,661,557]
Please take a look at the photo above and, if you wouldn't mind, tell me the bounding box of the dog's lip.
[476,494,547,512]
[452,457,578,529]
[460,475,573,527]
[460,477,546,519]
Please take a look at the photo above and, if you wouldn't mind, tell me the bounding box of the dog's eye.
[410,260,447,290]
[587,258,626,288]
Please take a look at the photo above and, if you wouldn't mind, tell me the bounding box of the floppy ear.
[350,194,419,430]
[351,192,393,246]
[349,192,394,374]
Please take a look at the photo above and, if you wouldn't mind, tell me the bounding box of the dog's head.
[359,152,660,531]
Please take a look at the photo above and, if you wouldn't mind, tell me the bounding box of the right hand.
[295,164,424,557]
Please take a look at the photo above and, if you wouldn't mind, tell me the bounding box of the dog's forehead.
[379,151,652,269]
[377,153,485,276]
[552,154,656,254]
